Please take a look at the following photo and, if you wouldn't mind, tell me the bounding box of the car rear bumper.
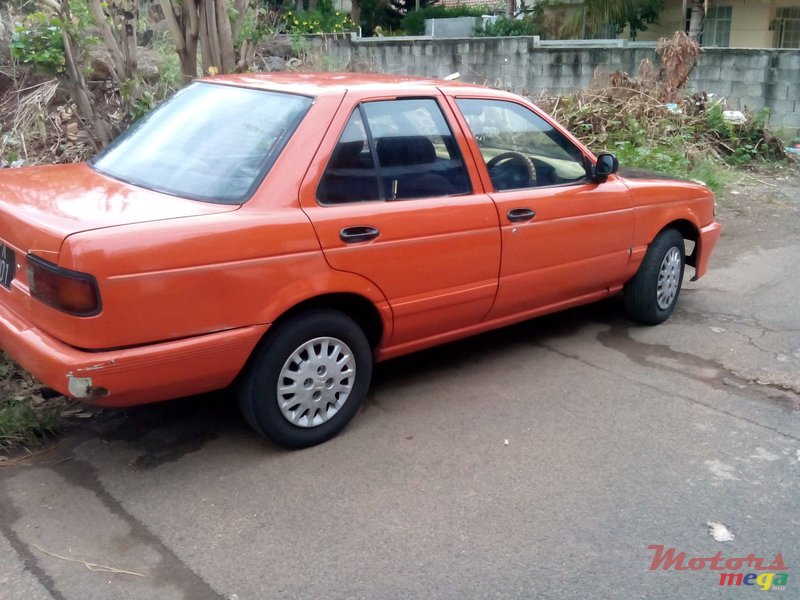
[0,300,267,407]
[691,221,722,281]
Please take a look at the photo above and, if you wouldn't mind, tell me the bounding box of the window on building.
[703,6,732,47]
[774,7,800,49]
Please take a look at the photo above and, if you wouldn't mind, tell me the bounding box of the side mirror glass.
[594,153,619,180]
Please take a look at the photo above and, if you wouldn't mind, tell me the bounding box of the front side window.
[93,83,313,204]
[456,99,587,191]
[317,98,471,204]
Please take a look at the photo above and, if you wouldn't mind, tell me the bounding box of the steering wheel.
[486,151,536,191]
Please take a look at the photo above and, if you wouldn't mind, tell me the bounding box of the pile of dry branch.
[535,32,788,164]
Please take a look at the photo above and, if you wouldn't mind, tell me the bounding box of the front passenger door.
[453,98,634,318]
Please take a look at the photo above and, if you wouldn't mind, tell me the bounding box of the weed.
[0,354,62,451]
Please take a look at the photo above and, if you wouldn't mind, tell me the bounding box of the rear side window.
[317,99,471,204]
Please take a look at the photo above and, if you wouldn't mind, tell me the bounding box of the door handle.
[340,226,380,243]
[507,208,536,223]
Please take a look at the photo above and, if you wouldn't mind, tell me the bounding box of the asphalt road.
[1,170,799,600]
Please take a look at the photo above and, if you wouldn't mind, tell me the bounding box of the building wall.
[635,0,800,48]
[311,36,800,133]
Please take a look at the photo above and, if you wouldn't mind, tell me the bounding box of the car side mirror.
[591,153,619,182]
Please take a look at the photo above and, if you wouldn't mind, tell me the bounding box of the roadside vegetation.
[0,5,794,451]
[537,32,790,191]
[0,354,62,451]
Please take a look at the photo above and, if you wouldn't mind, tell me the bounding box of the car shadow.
[49,296,629,465]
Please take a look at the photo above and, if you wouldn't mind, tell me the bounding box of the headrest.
[376,136,437,167]
[330,140,366,168]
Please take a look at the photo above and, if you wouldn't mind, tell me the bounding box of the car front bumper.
[690,221,722,281]
[0,300,267,407]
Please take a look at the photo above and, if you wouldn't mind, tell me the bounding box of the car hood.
[0,162,239,256]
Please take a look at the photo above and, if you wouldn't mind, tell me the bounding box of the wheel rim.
[656,246,682,310]
[276,336,355,428]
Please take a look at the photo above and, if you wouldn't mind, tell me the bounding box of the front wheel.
[624,229,685,325]
[238,310,372,448]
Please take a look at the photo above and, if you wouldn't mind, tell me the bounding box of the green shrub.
[283,0,355,35]
[475,15,543,37]
[401,6,488,36]
[10,12,65,74]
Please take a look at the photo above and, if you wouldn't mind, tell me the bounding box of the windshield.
[92,83,313,204]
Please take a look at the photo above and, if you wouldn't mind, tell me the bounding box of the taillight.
[27,254,101,316]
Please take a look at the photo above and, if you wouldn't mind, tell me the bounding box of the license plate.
[0,244,16,289]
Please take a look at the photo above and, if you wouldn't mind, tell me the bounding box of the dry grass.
[0,70,96,166]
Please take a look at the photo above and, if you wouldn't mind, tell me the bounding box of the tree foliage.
[582,0,664,40]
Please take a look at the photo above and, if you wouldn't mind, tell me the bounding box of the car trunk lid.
[0,163,239,255]
[0,162,239,322]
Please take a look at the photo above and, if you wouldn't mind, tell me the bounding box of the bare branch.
[37,0,62,13]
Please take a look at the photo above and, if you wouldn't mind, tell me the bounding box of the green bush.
[10,12,65,74]
[401,6,488,36]
[475,16,543,37]
[283,0,355,35]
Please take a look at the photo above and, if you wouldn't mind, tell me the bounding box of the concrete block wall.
[311,36,800,136]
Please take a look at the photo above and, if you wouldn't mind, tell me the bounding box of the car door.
[299,93,501,349]
[451,97,635,318]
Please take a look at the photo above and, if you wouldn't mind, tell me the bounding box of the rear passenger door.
[300,94,500,350]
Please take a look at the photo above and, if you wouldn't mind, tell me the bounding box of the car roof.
[199,72,508,98]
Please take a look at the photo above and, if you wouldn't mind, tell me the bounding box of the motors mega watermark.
[648,545,790,591]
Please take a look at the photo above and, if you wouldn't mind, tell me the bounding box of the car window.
[317,99,471,204]
[456,99,587,191]
[316,110,382,204]
[92,82,312,204]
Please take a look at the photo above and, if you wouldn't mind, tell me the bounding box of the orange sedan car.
[0,73,721,447]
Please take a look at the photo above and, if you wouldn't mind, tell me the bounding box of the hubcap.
[277,337,355,428]
[656,247,682,310]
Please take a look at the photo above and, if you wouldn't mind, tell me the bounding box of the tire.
[624,229,685,325]
[238,310,372,449]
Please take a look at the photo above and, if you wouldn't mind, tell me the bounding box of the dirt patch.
[713,163,800,263]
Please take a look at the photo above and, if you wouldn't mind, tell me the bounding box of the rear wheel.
[624,229,685,325]
[238,310,372,448]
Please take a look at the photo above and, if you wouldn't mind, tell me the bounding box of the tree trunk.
[215,0,236,73]
[688,0,704,41]
[506,0,515,20]
[350,0,361,29]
